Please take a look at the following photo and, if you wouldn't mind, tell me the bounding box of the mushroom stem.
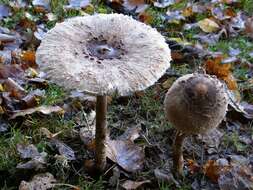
[95,95,107,172]
[172,131,187,176]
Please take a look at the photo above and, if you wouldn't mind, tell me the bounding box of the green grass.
[42,84,66,105]
[0,128,26,171]
[223,132,249,152]
[241,0,253,15]
[209,37,253,61]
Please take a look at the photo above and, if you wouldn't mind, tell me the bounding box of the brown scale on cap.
[164,73,228,176]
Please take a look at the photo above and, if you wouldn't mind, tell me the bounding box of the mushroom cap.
[164,73,228,135]
[36,14,171,96]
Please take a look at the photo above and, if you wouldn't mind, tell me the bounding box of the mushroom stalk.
[95,95,107,172]
[172,131,187,176]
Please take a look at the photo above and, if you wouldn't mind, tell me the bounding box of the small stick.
[172,131,187,177]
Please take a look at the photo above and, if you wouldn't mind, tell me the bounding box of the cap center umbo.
[86,39,124,60]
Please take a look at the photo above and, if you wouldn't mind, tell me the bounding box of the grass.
[223,132,249,152]
[42,84,66,105]
[241,0,253,15]
[0,128,26,171]
[209,37,253,62]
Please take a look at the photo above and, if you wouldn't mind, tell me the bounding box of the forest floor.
[0,0,253,189]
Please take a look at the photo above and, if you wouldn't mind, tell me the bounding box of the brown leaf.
[203,159,231,183]
[0,64,24,79]
[138,12,153,24]
[3,77,26,99]
[19,173,56,190]
[121,180,150,190]
[245,17,253,39]
[204,56,238,90]
[123,0,149,13]
[10,105,64,119]
[117,127,141,141]
[187,159,201,174]
[106,139,144,172]
[218,162,253,189]
[20,51,37,69]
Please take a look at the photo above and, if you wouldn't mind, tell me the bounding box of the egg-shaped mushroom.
[164,73,228,176]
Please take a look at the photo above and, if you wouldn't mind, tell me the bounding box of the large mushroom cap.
[164,73,228,135]
[36,14,171,96]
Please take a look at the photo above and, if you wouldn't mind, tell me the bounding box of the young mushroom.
[36,14,171,172]
[164,73,228,176]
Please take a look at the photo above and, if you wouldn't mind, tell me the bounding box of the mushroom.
[36,14,171,172]
[164,73,228,176]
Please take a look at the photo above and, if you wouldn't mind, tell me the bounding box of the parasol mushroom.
[36,14,171,172]
[164,73,228,176]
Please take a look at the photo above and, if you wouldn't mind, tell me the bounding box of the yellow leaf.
[198,18,220,33]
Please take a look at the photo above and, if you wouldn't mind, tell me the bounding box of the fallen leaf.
[198,18,220,33]
[187,159,201,174]
[123,0,149,13]
[218,163,253,190]
[203,159,231,182]
[154,168,179,186]
[165,10,185,24]
[117,127,141,141]
[0,33,16,43]
[19,173,56,190]
[17,144,41,159]
[204,56,238,90]
[0,64,24,80]
[245,17,253,39]
[121,180,150,190]
[10,105,64,119]
[32,0,50,11]
[138,11,153,24]
[106,139,144,172]
[17,144,47,170]
[16,155,47,170]
[20,51,37,69]
[154,0,175,8]
[64,0,90,10]
[50,139,76,161]
[0,4,10,20]
[4,77,26,99]
[0,122,8,133]
[197,128,224,149]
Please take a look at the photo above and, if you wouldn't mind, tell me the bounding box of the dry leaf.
[106,139,144,172]
[245,17,253,39]
[64,0,90,10]
[20,51,36,69]
[121,180,150,190]
[154,0,175,8]
[17,144,41,159]
[154,168,179,186]
[187,159,201,174]
[218,162,253,190]
[205,56,238,90]
[117,127,141,141]
[203,159,231,182]
[10,105,64,119]
[50,139,76,161]
[198,18,220,33]
[19,173,56,190]
[138,12,153,24]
